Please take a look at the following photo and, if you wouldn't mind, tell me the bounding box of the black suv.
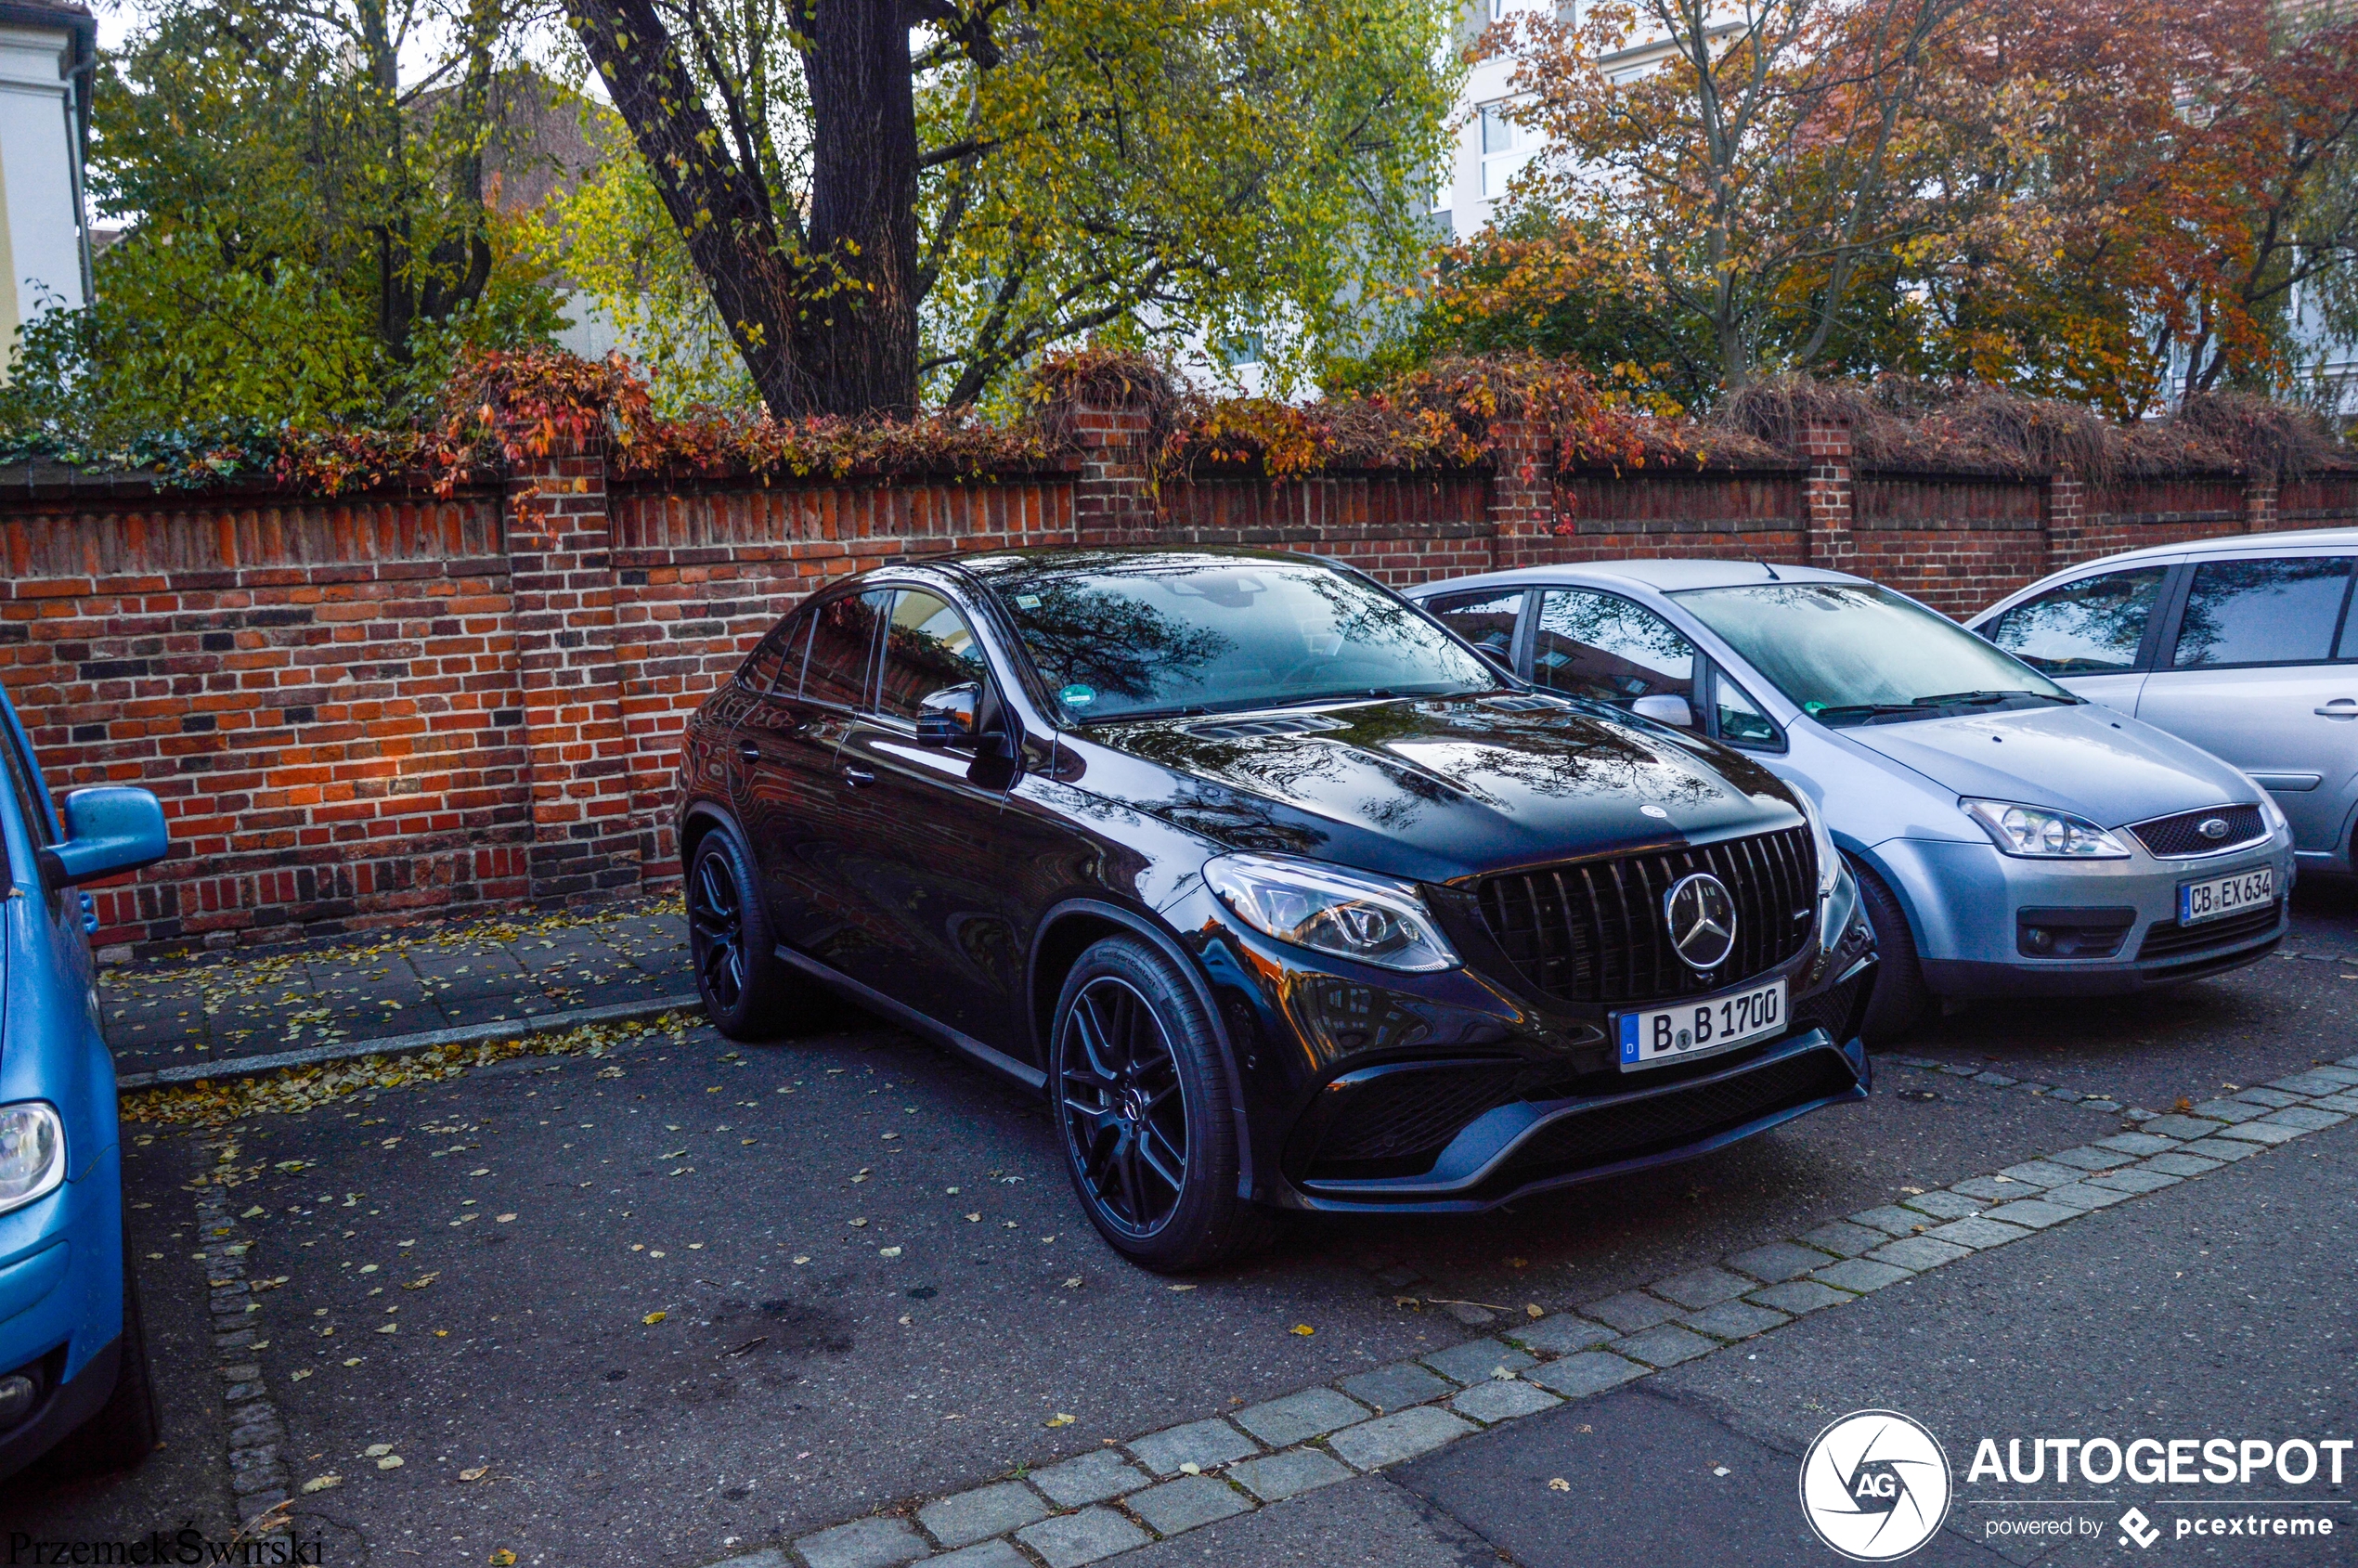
[675,550,1876,1269]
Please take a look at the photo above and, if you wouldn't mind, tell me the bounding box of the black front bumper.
[1285,1027,1870,1212]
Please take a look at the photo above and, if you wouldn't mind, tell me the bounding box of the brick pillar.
[1485,416,1556,569]
[1069,400,1156,544]
[2044,467,2083,572]
[2246,477,2279,535]
[1800,416,1855,572]
[505,440,641,903]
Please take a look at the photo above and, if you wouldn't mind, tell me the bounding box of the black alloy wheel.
[1051,936,1272,1271]
[1060,975,1191,1237]
[686,828,799,1040]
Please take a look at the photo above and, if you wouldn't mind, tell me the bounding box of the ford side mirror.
[916,683,980,747]
[36,786,170,895]
[1631,694,1695,728]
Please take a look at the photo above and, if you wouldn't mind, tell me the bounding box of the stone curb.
[115,994,706,1092]
[191,1142,294,1532]
[756,1052,2358,1568]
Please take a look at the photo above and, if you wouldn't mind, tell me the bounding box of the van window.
[2170,558,2352,667]
[1985,566,2167,673]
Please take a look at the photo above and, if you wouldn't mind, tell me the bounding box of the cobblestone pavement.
[98,897,693,1080]
[47,880,2358,1567]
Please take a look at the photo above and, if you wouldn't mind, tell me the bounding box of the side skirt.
[772,944,1047,1091]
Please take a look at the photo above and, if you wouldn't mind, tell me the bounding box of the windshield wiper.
[1908,689,2071,707]
[1809,702,1922,724]
[1083,704,1211,723]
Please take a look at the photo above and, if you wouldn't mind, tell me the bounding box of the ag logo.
[1798,1409,1952,1561]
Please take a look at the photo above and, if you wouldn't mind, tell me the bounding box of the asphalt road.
[20,878,2357,1567]
[1378,1104,2358,1566]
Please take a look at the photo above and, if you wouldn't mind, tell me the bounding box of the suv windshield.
[1675,581,2073,727]
[983,554,1496,722]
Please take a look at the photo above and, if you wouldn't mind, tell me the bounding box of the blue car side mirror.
[36,786,171,894]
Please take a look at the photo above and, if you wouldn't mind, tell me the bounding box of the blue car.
[0,685,170,1479]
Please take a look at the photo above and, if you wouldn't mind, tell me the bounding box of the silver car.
[1969,527,2358,877]
[1404,561,2295,1041]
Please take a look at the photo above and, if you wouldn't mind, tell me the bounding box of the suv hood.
[1078,694,1805,884]
[1833,703,2257,826]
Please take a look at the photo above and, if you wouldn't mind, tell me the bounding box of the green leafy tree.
[1,0,563,442]
[559,0,1458,416]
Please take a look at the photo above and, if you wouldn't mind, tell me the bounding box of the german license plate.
[1616,978,1787,1070]
[2178,865,2274,926]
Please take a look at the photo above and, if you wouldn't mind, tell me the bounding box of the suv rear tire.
[1051,937,1273,1273]
[687,827,807,1040]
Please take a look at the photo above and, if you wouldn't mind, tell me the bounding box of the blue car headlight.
[1203,853,1460,973]
[1960,798,2131,859]
[0,1103,66,1214]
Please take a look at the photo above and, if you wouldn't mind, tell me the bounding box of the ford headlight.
[1960,798,2131,859]
[0,1103,65,1214]
[1202,853,1460,973]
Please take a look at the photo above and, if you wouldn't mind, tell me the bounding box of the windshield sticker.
[1058,684,1096,706]
[1015,594,1042,609]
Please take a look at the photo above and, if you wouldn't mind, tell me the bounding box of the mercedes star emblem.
[1664,872,1738,972]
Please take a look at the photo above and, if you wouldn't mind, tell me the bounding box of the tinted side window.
[804,591,884,707]
[878,590,991,721]
[740,610,813,695]
[1423,589,1523,660]
[2170,558,2353,667]
[1531,589,1695,702]
[1987,566,2167,674]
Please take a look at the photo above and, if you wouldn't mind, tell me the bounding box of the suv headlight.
[1961,798,2131,859]
[0,1103,65,1214]
[1822,861,1860,948]
[1202,853,1460,973]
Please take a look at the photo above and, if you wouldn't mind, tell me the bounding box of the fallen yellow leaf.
[642,1311,667,1325]
[1289,1324,1315,1336]
[1548,1477,1571,1492]
[301,1474,341,1494]
[490,1552,517,1566]
[460,1466,490,1482]
[1044,1412,1075,1428]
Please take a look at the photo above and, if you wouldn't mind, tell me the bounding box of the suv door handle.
[2315,699,2357,719]
[738,741,762,761]
[842,766,876,788]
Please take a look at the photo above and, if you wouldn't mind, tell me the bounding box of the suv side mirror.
[916,683,980,747]
[36,786,170,895]
[1631,694,1695,728]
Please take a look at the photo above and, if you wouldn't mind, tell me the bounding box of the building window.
[1480,104,1540,199]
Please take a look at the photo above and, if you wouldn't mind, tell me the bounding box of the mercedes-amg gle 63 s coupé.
[674,550,1878,1270]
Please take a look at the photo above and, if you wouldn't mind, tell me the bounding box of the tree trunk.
[799,0,921,413]
[564,0,922,416]
[568,0,818,415]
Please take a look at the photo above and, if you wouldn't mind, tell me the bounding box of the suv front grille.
[2130,804,2267,859]
[1471,825,1817,1006]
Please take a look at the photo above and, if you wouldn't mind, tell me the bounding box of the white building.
[0,0,93,374]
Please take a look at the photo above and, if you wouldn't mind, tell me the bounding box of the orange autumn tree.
[1422,0,2358,416]
[1918,0,2358,416]
[1459,0,1971,399]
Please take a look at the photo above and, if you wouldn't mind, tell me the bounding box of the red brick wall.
[3,408,2351,956]
[0,483,528,953]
